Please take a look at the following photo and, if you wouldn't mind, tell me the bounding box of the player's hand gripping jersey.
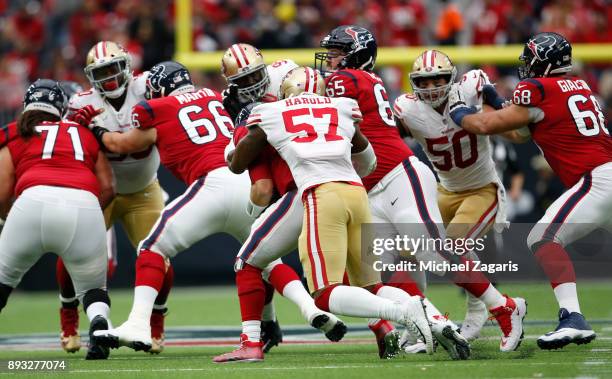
[131,88,232,185]
[325,69,413,190]
[246,93,363,193]
[514,76,612,187]
[68,73,160,194]
[394,70,499,192]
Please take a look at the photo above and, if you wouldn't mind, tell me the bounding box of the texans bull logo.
[527,35,556,61]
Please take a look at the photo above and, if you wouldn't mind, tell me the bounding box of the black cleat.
[86,316,110,360]
[261,319,283,353]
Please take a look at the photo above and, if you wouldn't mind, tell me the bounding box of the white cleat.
[92,320,152,352]
[397,297,434,354]
[399,325,427,354]
[490,296,527,352]
[461,294,488,341]
[431,316,470,360]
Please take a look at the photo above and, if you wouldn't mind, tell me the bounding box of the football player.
[449,32,611,350]
[221,46,349,353]
[221,57,349,360]
[89,61,256,352]
[66,41,171,354]
[316,25,526,353]
[0,79,114,360]
[219,66,434,362]
[393,50,516,341]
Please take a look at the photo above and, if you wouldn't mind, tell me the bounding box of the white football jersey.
[248,93,361,193]
[68,73,160,194]
[263,59,299,102]
[394,69,499,192]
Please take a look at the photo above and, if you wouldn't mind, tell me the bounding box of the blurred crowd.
[1,0,611,220]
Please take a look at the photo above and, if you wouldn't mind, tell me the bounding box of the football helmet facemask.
[221,43,270,103]
[23,79,66,117]
[518,32,572,80]
[280,66,326,99]
[146,61,194,99]
[315,25,377,75]
[410,49,457,108]
[84,41,132,99]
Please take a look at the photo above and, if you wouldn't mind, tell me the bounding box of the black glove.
[482,84,507,110]
[222,84,246,122]
[91,126,110,150]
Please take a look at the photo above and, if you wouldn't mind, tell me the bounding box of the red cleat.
[369,319,400,359]
[213,334,264,363]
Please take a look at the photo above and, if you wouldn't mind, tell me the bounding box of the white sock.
[376,285,445,324]
[282,280,320,321]
[242,320,261,342]
[554,282,581,313]
[85,301,110,322]
[479,284,506,310]
[328,285,402,322]
[128,286,158,323]
[153,303,167,311]
[262,301,276,321]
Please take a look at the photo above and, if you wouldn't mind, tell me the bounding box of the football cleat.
[261,319,283,353]
[310,313,347,342]
[489,296,527,352]
[213,334,264,363]
[60,307,81,353]
[397,298,434,354]
[369,320,401,359]
[85,315,110,360]
[149,308,167,354]
[431,317,470,360]
[537,308,596,350]
[461,294,489,341]
[92,319,152,352]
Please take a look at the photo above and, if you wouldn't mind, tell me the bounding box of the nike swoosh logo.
[517,84,526,89]
[391,198,398,206]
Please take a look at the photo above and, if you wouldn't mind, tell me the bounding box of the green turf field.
[1,282,611,378]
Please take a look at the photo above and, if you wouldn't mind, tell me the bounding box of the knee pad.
[82,288,110,310]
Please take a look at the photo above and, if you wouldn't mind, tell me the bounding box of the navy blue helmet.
[146,61,194,99]
[315,25,378,73]
[23,79,66,117]
[518,32,572,80]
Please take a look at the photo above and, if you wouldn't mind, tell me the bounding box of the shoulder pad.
[458,70,491,106]
[512,79,545,107]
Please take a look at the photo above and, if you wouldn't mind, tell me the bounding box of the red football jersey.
[0,121,18,148]
[325,69,413,190]
[8,121,100,197]
[513,76,612,187]
[233,125,296,195]
[132,88,231,184]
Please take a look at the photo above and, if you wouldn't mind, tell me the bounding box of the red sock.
[385,271,424,298]
[267,263,300,294]
[342,271,350,285]
[534,241,576,288]
[56,258,76,301]
[135,250,166,291]
[452,257,491,297]
[237,264,266,321]
[155,264,174,306]
[313,284,340,312]
[368,318,395,338]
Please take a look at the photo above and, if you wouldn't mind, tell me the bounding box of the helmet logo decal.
[345,26,374,49]
[527,35,556,61]
[148,64,166,92]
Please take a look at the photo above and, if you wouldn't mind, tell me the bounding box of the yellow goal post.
[174,0,612,92]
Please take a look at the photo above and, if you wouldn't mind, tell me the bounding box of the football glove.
[222,84,247,122]
[448,84,478,126]
[69,105,104,128]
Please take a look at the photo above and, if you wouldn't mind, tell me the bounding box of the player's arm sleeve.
[511,79,545,123]
[0,146,15,219]
[229,107,268,174]
[325,71,359,99]
[351,124,376,177]
[392,96,414,138]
